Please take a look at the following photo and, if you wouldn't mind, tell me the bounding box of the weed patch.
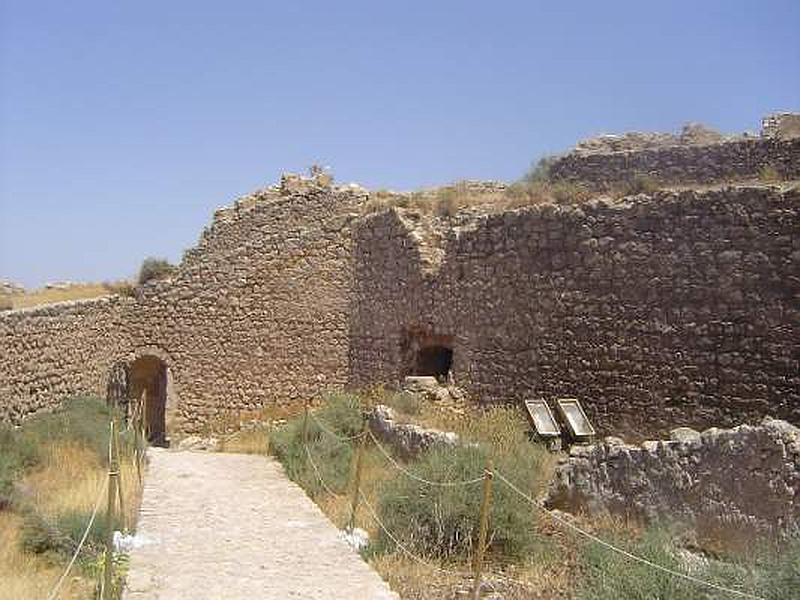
[574,527,797,600]
[270,392,363,497]
[0,426,40,508]
[383,391,422,417]
[20,508,107,560]
[369,407,552,563]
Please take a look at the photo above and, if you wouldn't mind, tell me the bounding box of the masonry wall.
[125,181,362,430]
[2,179,798,438]
[0,296,134,423]
[1,179,363,432]
[549,137,800,187]
[350,186,799,438]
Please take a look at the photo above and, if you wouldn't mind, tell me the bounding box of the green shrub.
[270,393,362,497]
[21,508,108,559]
[137,257,176,285]
[371,436,548,561]
[523,156,558,184]
[575,528,797,600]
[0,425,40,508]
[314,392,363,438]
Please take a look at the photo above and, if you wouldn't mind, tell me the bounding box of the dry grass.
[0,512,93,600]
[368,553,469,599]
[362,179,596,218]
[0,402,144,599]
[9,283,114,309]
[218,428,270,455]
[0,451,142,600]
[24,441,142,530]
[313,447,390,533]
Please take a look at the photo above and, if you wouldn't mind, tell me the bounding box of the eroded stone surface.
[545,417,800,538]
[124,449,397,600]
[369,404,459,459]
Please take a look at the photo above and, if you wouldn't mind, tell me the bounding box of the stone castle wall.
[129,180,363,430]
[0,296,135,423]
[1,172,798,438]
[350,186,799,438]
[549,137,800,188]
[0,177,363,430]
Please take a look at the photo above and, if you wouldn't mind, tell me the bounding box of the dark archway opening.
[415,346,453,379]
[128,355,169,446]
[401,328,455,383]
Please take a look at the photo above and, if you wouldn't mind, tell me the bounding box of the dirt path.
[124,448,398,599]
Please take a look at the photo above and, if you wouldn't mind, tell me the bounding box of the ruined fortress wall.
[126,184,363,431]
[349,210,430,387]
[351,186,799,438]
[546,418,800,539]
[549,138,800,187]
[0,182,363,431]
[0,296,134,423]
[3,178,797,438]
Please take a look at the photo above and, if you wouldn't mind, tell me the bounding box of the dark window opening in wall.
[415,345,453,379]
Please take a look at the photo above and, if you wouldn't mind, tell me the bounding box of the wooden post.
[134,391,145,484]
[347,414,369,532]
[134,420,143,486]
[104,422,119,600]
[113,422,127,532]
[302,401,309,447]
[141,389,148,443]
[472,458,493,600]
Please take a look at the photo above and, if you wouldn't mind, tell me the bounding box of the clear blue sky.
[1,1,798,287]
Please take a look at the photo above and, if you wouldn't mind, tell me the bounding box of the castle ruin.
[2,114,798,443]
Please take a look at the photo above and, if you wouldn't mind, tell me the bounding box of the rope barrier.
[303,441,473,579]
[304,445,344,499]
[308,411,367,443]
[303,438,538,594]
[303,408,763,599]
[493,470,766,600]
[45,479,106,600]
[368,430,484,488]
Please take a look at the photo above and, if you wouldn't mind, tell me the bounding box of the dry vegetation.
[6,283,116,310]
[222,390,796,599]
[0,256,177,312]
[0,397,143,600]
[361,158,667,219]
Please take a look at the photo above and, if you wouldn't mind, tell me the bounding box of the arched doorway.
[128,355,170,446]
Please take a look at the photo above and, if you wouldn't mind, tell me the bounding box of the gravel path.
[124,448,398,599]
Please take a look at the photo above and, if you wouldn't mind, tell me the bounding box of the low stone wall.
[368,405,459,459]
[545,418,800,539]
[549,137,800,187]
[0,296,134,423]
